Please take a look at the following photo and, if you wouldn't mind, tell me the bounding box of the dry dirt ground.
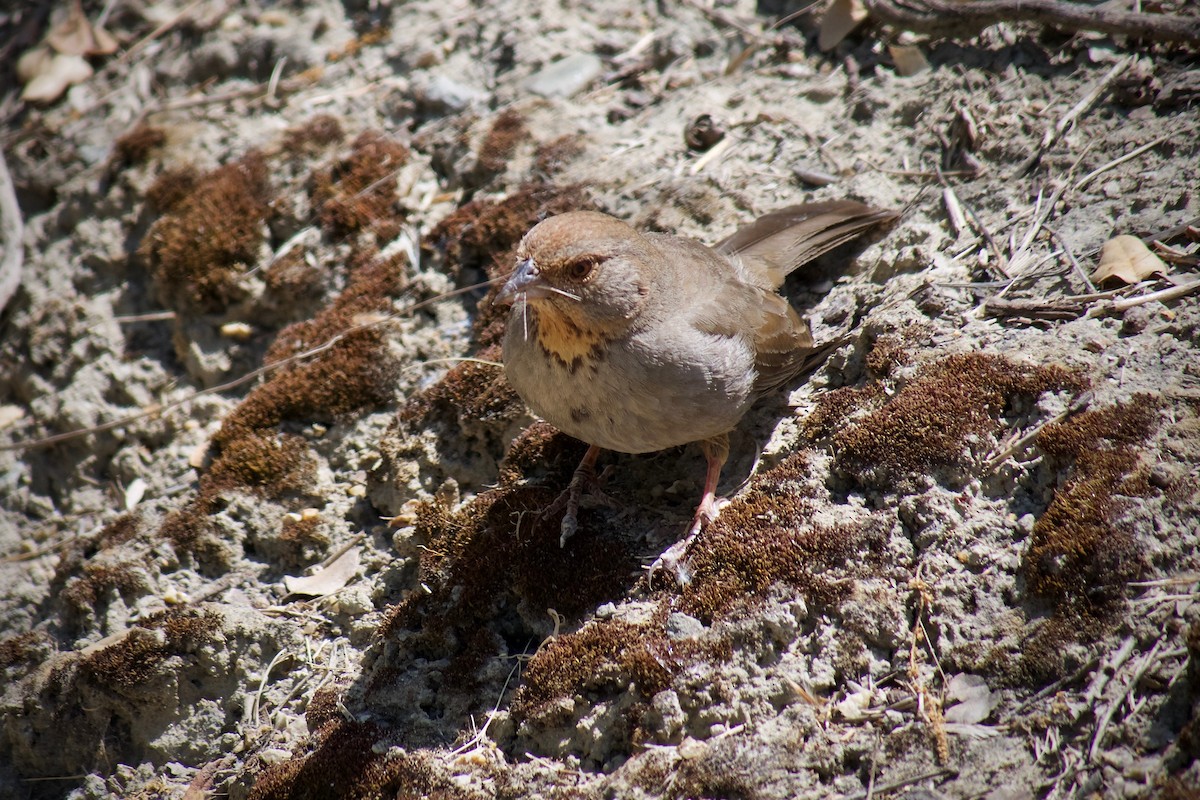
[2,1,1200,798]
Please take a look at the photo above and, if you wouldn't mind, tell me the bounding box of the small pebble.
[524,53,602,98]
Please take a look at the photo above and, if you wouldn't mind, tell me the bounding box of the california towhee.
[495,200,896,572]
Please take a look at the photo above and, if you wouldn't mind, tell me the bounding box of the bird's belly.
[503,324,755,453]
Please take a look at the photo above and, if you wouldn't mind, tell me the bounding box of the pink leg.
[544,444,605,546]
[649,434,730,586]
[689,435,730,537]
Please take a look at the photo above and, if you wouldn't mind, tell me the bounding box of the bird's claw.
[646,495,728,588]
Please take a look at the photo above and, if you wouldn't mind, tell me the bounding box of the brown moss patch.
[263,250,327,308]
[827,353,1088,489]
[497,421,588,487]
[678,451,882,623]
[533,135,586,177]
[249,720,479,800]
[145,164,200,212]
[278,515,331,566]
[400,343,522,430]
[1023,397,1161,613]
[472,108,527,180]
[81,608,222,689]
[803,383,886,442]
[53,513,142,591]
[1015,612,1105,686]
[425,180,590,278]
[378,485,635,687]
[111,124,167,167]
[205,431,317,497]
[161,250,403,568]
[311,130,409,238]
[0,631,51,675]
[864,332,914,376]
[511,615,730,722]
[140,152,273,314]
[62,561,149,614]
[159,503,230,568]
[305,686,345,732]
[216,250,405,444]
[281,114,345,155]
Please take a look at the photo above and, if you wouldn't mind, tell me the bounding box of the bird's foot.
[646,495,729,588]
[544,448,614,547]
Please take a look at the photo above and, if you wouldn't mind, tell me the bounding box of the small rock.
[666,612,704,640]
[524,53,602,98]
[416,74,486,113]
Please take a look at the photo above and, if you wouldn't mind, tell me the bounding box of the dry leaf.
[888,44,929,77]
[1092,234,1168,286]
[17,46,54,83]
[284,546,360,597]
[46,0,117,56]
[944,673,997,724]
[818,0,869,52]
[21,53,93,103]
[834,685,878,721]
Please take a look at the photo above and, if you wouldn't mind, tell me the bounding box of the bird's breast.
[503,304,756,453]
[531,305,612,373]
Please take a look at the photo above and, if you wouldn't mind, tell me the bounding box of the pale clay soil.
[1,2,1199,799]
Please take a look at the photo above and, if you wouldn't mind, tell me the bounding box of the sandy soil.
[2,1,1199,798]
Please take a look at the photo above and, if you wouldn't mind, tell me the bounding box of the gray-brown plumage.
[495,200,896,567]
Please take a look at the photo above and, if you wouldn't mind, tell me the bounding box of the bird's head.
[495,211,652,331]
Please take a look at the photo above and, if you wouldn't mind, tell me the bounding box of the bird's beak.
[494,258,546,305]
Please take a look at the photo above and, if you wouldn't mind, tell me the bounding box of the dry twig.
[863,0,1200,44]
[1018,57,1132,175]
[1088,638,1166,761]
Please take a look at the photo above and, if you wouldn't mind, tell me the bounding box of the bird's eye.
[565,257,598,281]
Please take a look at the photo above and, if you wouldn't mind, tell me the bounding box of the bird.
[494,200,896,575]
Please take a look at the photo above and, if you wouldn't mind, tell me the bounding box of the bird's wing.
[715,200,899,289]
[689,274,823,396]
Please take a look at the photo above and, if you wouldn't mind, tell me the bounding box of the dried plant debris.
[17,0,116,103]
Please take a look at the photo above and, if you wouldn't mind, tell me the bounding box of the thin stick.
[985,390,1092,472]
[117,0,205,64]
[1018,56,1132,175]
[114,310,176,324]
[1087,278,1200,318]
[1088,639,1164,761]
[1073,134,1171,193]
[863,0,1200,44]
[1007,654,1100,719]
[1044,227,1096,294]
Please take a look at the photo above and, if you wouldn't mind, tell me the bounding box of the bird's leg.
[542,444,608,547]
[648,434,729,586]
